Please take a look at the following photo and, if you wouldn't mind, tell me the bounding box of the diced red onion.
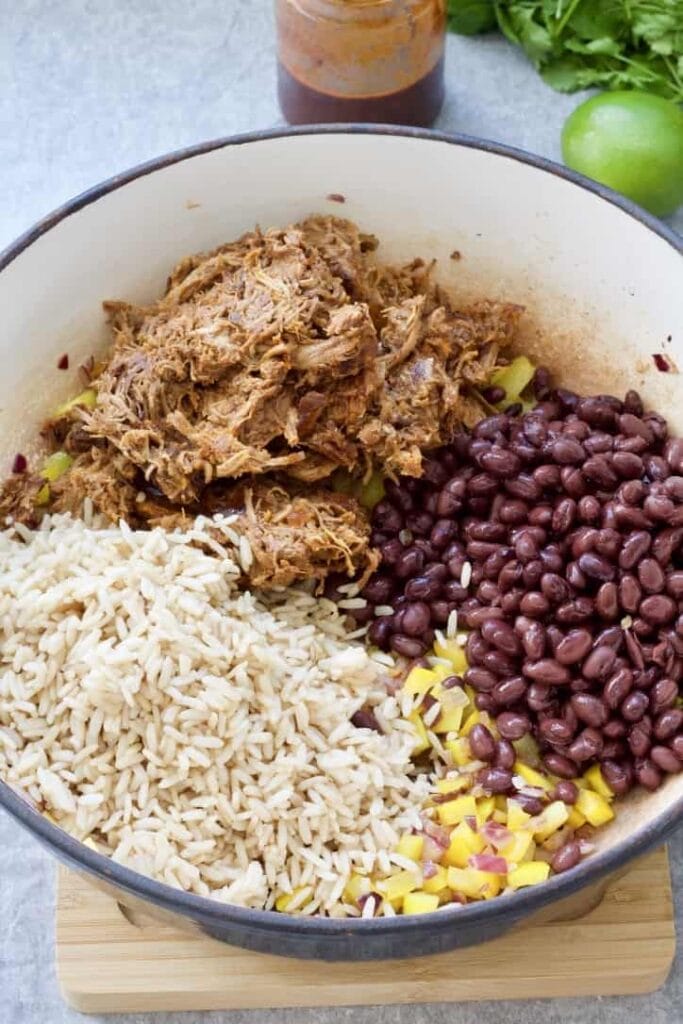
[480,820,512,850]
[422,834,447,862]
[464,815,478,831]
[469,854,508,873]
[422,860,439,880]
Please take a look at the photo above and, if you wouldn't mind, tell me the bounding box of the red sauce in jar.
[276,0,446,127]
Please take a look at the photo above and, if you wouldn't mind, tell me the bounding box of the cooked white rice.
[0,512,430,915]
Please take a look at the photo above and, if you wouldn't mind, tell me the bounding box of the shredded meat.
[0,217,522,587]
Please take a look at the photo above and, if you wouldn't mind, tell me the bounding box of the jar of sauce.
[276,0,446,127]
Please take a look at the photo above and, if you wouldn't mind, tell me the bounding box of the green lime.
[561,91,683,217]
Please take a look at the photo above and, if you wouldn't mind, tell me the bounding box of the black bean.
[640,594,676,625]
[522,659,570,686]
[515,793,545,815]
[351,708,383,733]
[670,735,683,760]
[390,634,426,658]
[431,519,458,549]
[650,745,681,774]
[496,711,530,740]
[621,690,649,722]
[603,718,627,738]
[475,693,496,712]
[664,437,683,474]
[505,473,541,501]
[571,693,609,728]
[400,602,431,637]
[554,629,593,665]
[561,466,588,498]
[539,717,574,745]
[582,645,617,681]
[601,760,634,796]
[634,757,662,791]
[465,667,498,692]
[522,560,545,589]
[492,676,527,706]
[623,390,644,416]
[652,527,683,566]
[395,547,425,579]
[543,753,579,780]
[618,575,642,614]
[665,476,683,500]
[480,619,522,657]
[479,767,514,794]
[430,600,455,625]
[469,723,497,762]
[529,506,554,528]
[666,572,683,599]
[628,722,651,758]
[654,708,683,741]
[650,679,679,716]
[644,456,670,483]
[619,413,655,443]
[556,597,594,624]
[483,649,518,678]
[533,464,561,490]
[568,727,603,762]
[368,617,393,649]
[494,739,516,770]
[519,591,550,618]
[604,667,634,709]
[551,840,582,874]
[577,552,615,582]
[478,448,521,477]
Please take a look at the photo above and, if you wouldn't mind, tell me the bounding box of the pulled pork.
[1,217,521,586]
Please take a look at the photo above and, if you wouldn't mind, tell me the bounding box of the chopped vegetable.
[54,388,97,418]
[508,861,550,890]
[35,484,51,506]
[447,0,497,35]
[396,833,424,862]
[490,356,535,407]
[449,2,683,104]
[40,451,73,482]
[403,891,440,914]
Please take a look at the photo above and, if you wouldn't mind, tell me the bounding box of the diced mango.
[404,667,438,697]
[447,867,502,900]
[492,809,508,824]
[436,776,470,796]
[434,705,464,734]
[437,794,477,827]
[461,710,483,737]
[433,637,468,674]
[508,861,550,890]
[444,821,485,867]
[514,761,554,792]
[476,796,496,826]
[583,764,614,800]
[532,801,570,842]
[446,736,471,766]
[422,865,449,894]
[343,873,371,904]
[403,892,440,915]
[502,830,534,864]
[409,711,430,756]
[380,871,420,902]
[506,799,531,831]
[397,834,424,862]
[566,806,587,830]
[576,788,615,827]
[491,356,535,405]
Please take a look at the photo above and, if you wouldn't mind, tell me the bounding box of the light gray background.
[0,2,681,1022]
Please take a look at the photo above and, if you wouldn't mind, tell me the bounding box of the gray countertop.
[0,2,681,1022]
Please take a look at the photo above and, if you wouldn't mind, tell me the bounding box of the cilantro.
[447,0,683,102]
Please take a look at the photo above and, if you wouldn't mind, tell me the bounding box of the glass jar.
[276,0,446,127]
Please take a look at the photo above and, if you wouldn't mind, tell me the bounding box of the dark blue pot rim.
[0,124,681,942]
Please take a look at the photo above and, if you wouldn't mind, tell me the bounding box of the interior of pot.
[0,128,681,881]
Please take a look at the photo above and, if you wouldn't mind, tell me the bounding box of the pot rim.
[0,123,681,940]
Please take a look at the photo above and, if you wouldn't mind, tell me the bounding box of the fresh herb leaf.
[449,0,683,102]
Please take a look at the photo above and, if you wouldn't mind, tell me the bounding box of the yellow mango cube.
[444,821,485,867]
[514,761,554,792]
[422,865,449,894]
[436,776,470,796]
[508,861,550,890]
[566,806,586,830]
[447,867,502,900]
[403,892,440,915]
[434,705,465,734]
[446,736,472,766]
[404,666,438,697]
[380,871,420,902]
[576,788,615,827]
[532,801,569,842]
[583,764,614,800]
[437,794,477,827]
[343,873,371,904]
[506,800,531,831]
[433,637,468,674]
[409,711,430,756]
[476,796,496,826]
[397,834,424,862]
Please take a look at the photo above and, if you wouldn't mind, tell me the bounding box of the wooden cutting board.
[56,848,675,1014]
